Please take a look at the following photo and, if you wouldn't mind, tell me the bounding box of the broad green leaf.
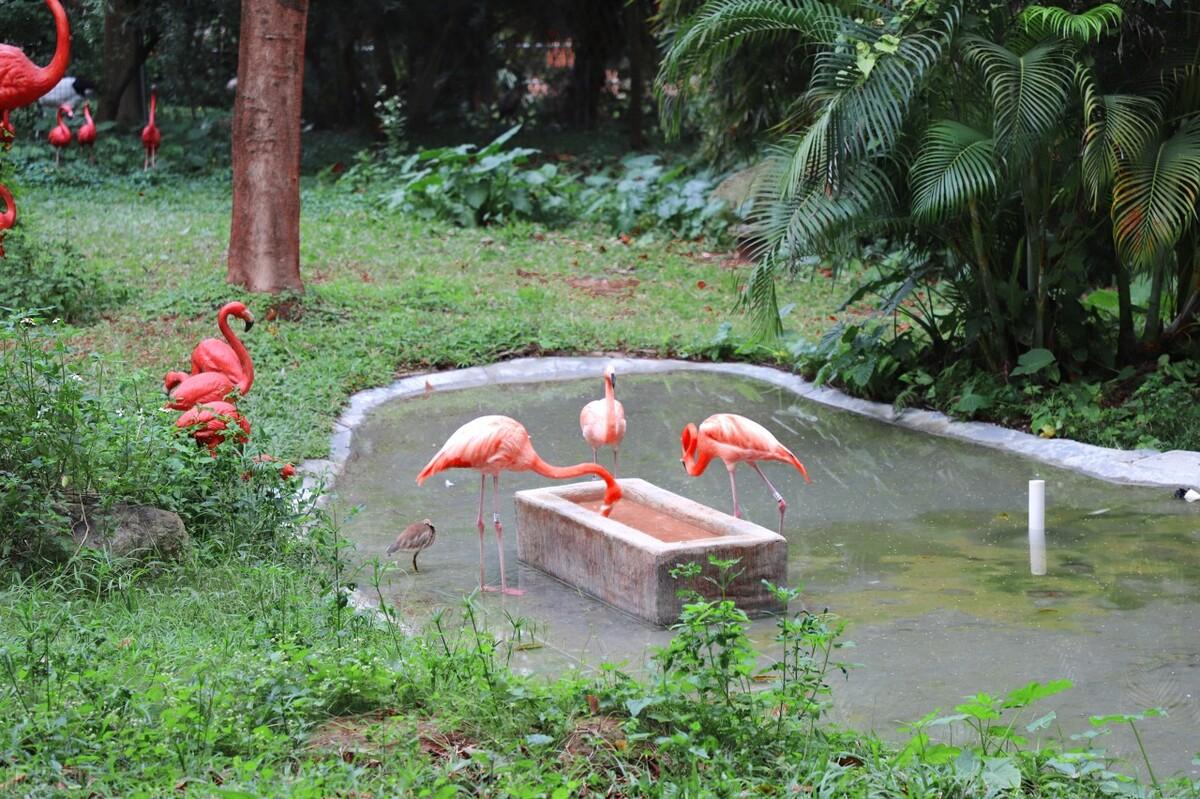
[1010,348,1057,377]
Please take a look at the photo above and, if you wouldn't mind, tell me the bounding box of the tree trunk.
[624,0,646,149]
[1114,259,1137,363]
[227,0,309,294]
[101,0,147,127]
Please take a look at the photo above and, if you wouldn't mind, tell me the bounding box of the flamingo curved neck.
[36,0,71,93]
[217,308,254,393]
[682,446,713,477]
[603,376,617,437]
[83,105,93,124]
[148,93,157,125]
[530,455,621,505]
[0,185,15,227]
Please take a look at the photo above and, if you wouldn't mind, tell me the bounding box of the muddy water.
[574,499,721,543]
[335,371,1200,778]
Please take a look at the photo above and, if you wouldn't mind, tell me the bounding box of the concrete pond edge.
[299,356,1200,496]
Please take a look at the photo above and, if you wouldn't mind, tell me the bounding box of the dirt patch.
[567,276,640,298]
[562,715,627,760]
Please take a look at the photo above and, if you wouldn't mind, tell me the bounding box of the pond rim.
[299,356,1199,494]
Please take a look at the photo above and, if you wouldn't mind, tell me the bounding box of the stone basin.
[514,478,788,626]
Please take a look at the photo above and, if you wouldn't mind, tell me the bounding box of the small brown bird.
[386,519,436,573]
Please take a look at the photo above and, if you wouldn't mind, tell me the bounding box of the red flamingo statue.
[47,102,72,165]
[0,0,71,114]
[175,401,251,455]
[166,347,253,411]
[141,86,161,170]
[188,301,254,384]
[0,183,15,258]
[76,100,96,158]
[0,111,14,149]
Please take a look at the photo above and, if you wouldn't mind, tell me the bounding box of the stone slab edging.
[299,356,1200,494]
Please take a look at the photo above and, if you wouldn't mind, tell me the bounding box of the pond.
[334,369,1200,778]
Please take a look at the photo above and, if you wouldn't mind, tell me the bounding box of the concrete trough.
[514,478,788,627]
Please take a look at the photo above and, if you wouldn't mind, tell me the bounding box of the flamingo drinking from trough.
[47,103,72,165]
[0,183,15,258]
[175,401,251,454]
[417,415,623,596]
[580,364,626,475]
[189,301,254,384]
[0,0,71,115]
[76,100,96,157]
[141,86,161,170]
[680,413,811,534]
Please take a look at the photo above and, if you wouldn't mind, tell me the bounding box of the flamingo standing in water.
[76,101,96,158]
[141,86,161,170]
[580,364,626,475]
[417,415,623,596]
[680,413,811,534]
[0,183,15,258]
[189,301,254,383]
[0,0,71,115]
[47,103,72,165]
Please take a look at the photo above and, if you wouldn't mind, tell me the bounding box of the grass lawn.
[31,175,847,460]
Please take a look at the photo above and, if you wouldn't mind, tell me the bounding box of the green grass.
[25,175,845,460]
[3,166,1195,797]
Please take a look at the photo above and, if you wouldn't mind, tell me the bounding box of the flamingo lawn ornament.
[0,0,71,114]
[417,415,622,596]
[680,413,811,535]
[0,111,13,149]
[386,519,437,573]
[47,103,72,165]
[175,400,250,454]
[0,183,15,258]
[189,301,254,384]
[76,100,96,157]
[141,86,161,170]
[165,371,243,411]
[580,364,626,475]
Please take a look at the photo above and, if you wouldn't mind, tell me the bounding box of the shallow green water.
[335,371,1200,777]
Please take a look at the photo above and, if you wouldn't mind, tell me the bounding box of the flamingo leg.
[491,474,524,596]
[613,448,620,478]
[749,462,788,535]
[412,551,420,574]
[592,447,598,464]
[727,465,742,519]
[476,473,487,591]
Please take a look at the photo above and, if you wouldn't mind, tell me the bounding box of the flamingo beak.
[610,373,616,394]
[243,316,254,332]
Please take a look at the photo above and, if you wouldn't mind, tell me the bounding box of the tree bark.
[101,0,150,127]
[227,0,309,293]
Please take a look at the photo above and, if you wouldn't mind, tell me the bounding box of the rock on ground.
[72,502,189,560]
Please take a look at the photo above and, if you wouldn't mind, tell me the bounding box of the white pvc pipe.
[1028,479,1046,576]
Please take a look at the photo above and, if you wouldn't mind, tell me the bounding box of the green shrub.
[0,314,310,568]
[0,227,124,324]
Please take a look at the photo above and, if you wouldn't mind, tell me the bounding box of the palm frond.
[910,121,998,222]
[658,0,842,86]
[1019,3,1122,45]
[963,37,1074,163]
[1112,119,1200,270]
[1079,65,1161,209]
[780,5,960,193]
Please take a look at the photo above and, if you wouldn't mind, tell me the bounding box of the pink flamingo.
[579,364,626,475]
[141,85,161,169]
[47,102,72,165]
[165,371,244,411]
[189,301,254,384]
[681,413,811,534]
[0,183,14,258]
[417,415,622,596]
[0,0,71,114]
[175,401,250,454]
[76,100,96,158]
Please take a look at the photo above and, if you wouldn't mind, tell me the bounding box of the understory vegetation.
[658,0,1200,452]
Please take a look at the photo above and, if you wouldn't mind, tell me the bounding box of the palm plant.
[660,0,1200,372]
